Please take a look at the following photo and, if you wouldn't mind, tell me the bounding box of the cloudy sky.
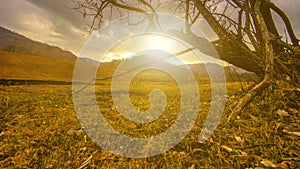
[0,0,299,57]
[0,0,89,55]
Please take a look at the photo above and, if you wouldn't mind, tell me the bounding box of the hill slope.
[0,26,76,60]
[0,50,75,81]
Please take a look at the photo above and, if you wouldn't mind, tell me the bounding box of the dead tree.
[72,0,300,121]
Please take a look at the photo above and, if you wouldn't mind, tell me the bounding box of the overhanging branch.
[269,2,299,46]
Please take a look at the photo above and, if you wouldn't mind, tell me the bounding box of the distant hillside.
[98,56,257,83]
[0,50,256,84]
[0,50,116,83]
[0,50,76,81]
[0,26,76,60]
[187,63,257,82]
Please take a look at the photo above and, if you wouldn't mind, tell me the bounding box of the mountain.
[190,63,256,82]
[0,26,102,83]
[77,57,100,65]
[187,63,223,75]
[0,26,76,60]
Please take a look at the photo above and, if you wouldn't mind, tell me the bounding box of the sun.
[143,34,178,51]
[106,33,190,62]
[120,52,134,58]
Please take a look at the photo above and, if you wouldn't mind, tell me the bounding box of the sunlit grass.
[0,80,299,168]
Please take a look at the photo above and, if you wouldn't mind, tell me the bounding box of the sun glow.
[143,34,178,51]
[120,52,134,58]
[106,33,210,64]
[105,34,186,62]
[107,52,114,59]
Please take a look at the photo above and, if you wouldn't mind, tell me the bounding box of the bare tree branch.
[269,2,299,46]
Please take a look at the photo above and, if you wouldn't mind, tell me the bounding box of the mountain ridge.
[0,26,77,60]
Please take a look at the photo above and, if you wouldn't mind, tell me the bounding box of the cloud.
[27,0,91,54]
[0,0,89,55]
[0,0,44,30]
[29,0,84,27]
[0,1,58,42]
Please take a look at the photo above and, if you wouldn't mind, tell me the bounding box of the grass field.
[0,50,299,168]
[0,78,299,168]
[0,51,75,82]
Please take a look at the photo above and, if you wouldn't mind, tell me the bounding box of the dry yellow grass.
[0,80,299,168]
[0,50,75,82]
[0,51,299,168]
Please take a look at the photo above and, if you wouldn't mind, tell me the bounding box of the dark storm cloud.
[28,0,86,30]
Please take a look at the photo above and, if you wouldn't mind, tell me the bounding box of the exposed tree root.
[227,0,274,122]
[226,74,271,122]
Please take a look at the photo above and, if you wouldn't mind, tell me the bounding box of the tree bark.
[259,0,279,37]
[167,29,264,75]
[191,1,265,75]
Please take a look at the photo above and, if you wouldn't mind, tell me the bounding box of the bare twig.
[77,149,98,169]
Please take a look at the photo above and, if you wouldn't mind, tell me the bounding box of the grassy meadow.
[0,52,299,168]
[1,77,299,168]
[0,51,75,82]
